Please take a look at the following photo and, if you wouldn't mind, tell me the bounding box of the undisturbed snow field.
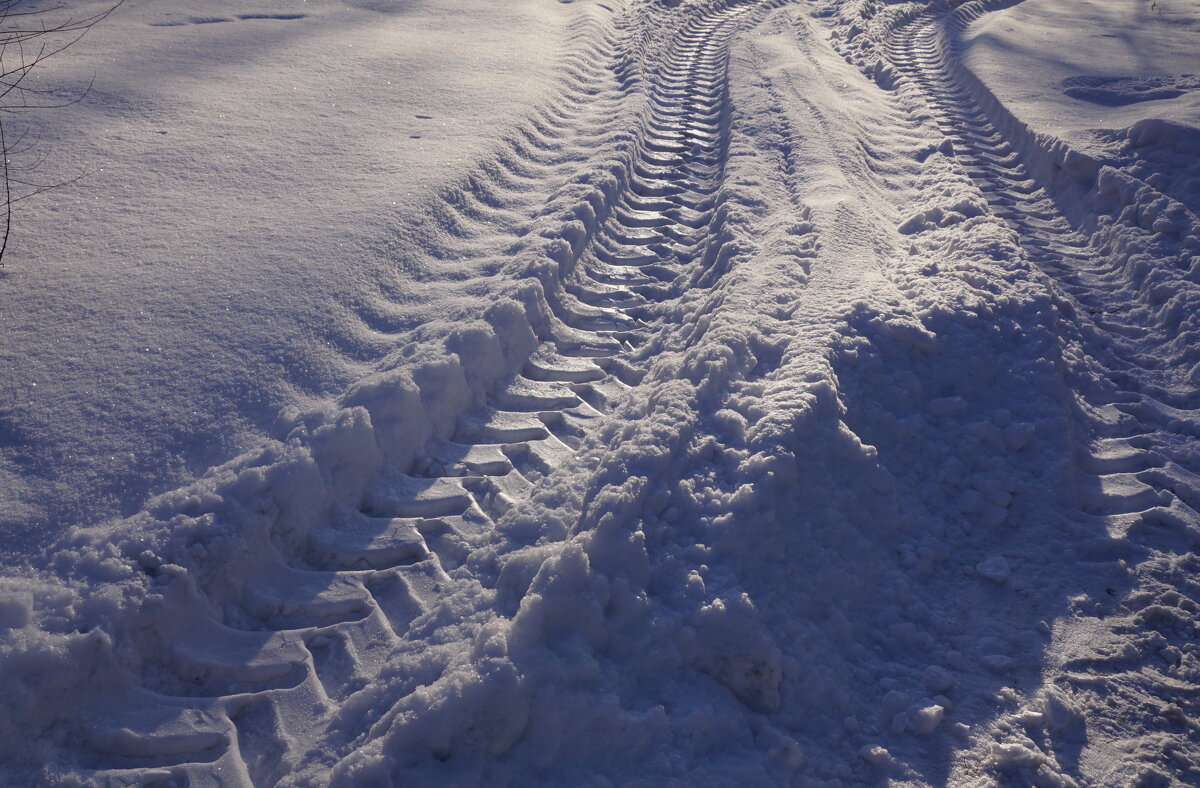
[2,0,1200,785]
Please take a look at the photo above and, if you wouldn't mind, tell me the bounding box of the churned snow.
[1,0,1199,785]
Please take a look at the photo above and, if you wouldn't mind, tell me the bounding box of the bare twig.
[1,116,10,264]
[0,0,123,267]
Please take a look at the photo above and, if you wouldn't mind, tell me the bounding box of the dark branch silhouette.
[0,0,123,266]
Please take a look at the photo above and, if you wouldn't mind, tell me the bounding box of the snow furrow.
[43,2,777,783]
[882,1,1200,782]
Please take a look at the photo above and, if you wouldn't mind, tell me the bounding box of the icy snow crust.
[2,0,1200,785]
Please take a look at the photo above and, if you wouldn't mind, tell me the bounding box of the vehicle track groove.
[79,2,776,783]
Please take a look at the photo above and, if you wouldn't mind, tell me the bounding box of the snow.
[0,0,564,559]
[964,0,1200,146]
[2,0,1200,785]
[975,554,1011,583]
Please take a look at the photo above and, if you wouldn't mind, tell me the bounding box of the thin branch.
[1,120,10,265]
[0,0,124,267]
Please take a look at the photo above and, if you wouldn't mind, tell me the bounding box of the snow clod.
[922,665,955,692]
[859,744,896,769]
[975,556,1011,583]
[910,704,944,735]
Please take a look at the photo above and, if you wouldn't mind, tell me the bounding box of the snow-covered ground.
[0,0,563,559]
[2,0,1199,785]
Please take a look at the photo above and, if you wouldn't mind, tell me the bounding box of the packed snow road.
[2,0,1199,785]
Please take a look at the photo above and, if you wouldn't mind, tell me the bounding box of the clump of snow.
[975,555,1011,583]
[910,703,945,735]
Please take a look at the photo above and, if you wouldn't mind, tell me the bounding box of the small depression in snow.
[1062,73,1200,106]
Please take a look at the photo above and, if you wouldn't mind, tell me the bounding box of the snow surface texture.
[0,0,563,560]
[2,0,1199,785]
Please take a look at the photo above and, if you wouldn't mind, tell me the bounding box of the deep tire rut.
[80,2,768,784]
[888,0,1200,776]
[889,3,1199,552]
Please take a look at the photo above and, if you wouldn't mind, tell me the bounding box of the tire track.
[77,2,769,784]
[886,1,1200,780]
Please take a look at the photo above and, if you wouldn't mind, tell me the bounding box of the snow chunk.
[1040,688,1082,731]
[910,704,945,735]
[859,744,897,768]
[983,654,1015,672]
[922,665,955,692]
[767,733,804,770]
[0,592,31,630]
[927,396,968,417]
[692,594,782,713]
[975,556,1011,583]
[988,740,1046,769]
